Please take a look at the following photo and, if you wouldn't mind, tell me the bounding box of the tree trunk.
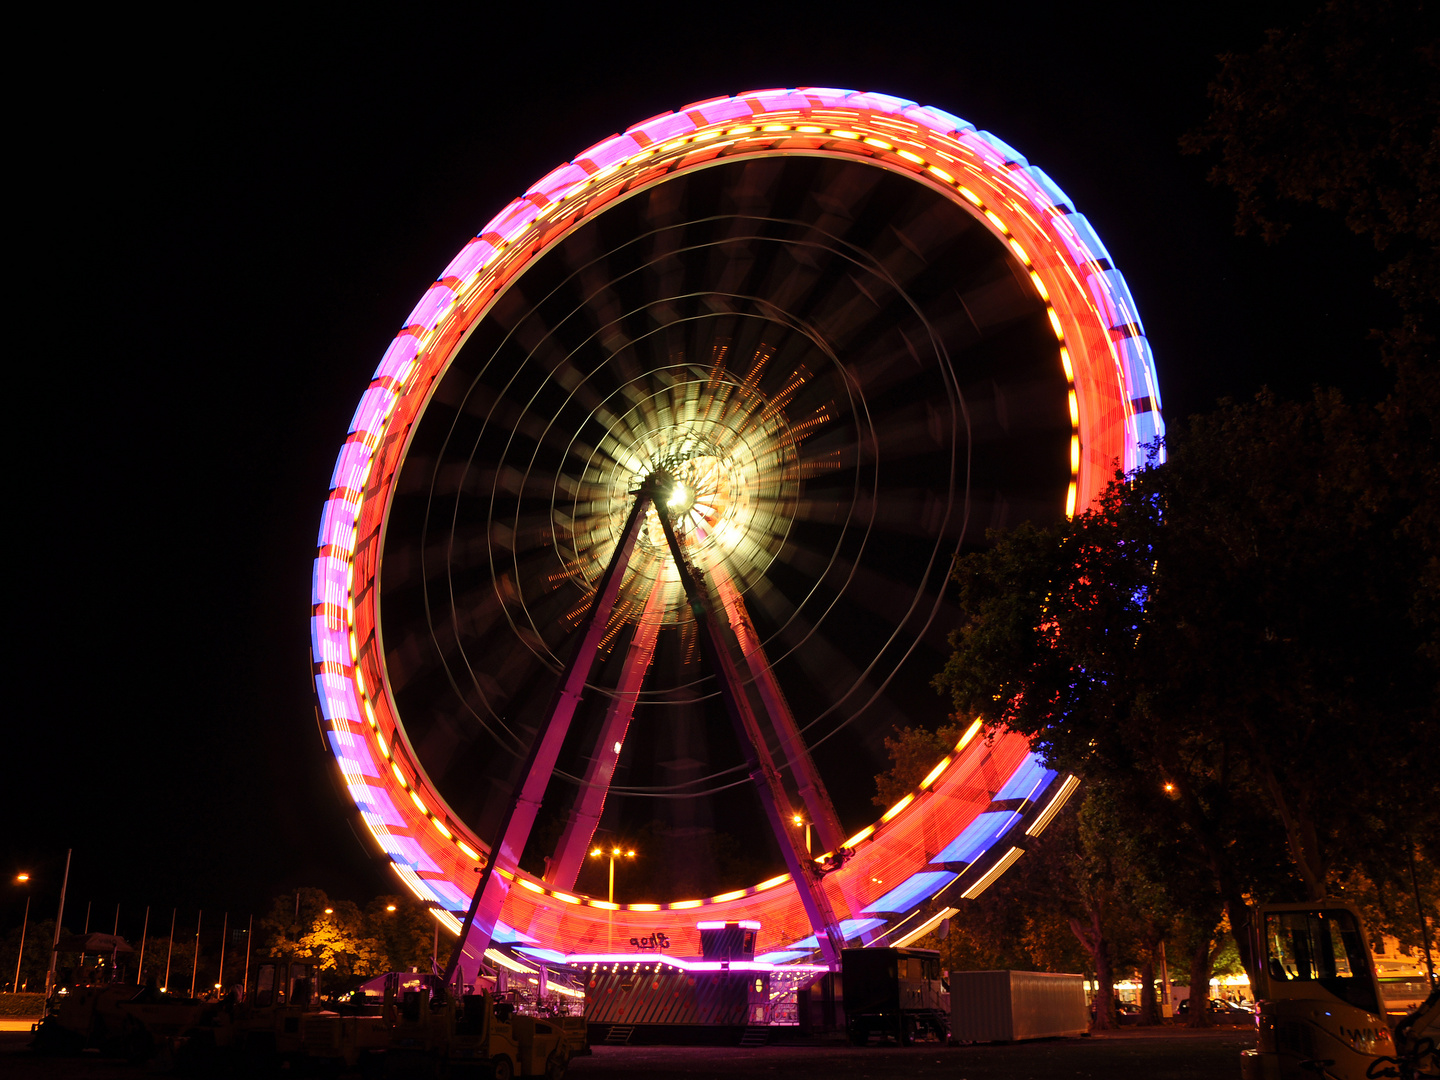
[1188,937,1214,1029]
[1069,911,1115,1030]
[1138,950,1159,1025]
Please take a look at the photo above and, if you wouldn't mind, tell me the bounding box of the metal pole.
[110,904,119,980]
[163,909,175,992]
[135,907,150,983]
[243,915,253,1000]
[1409,837,1437,987]
[45,848,71,1003]
[217,913,228,994]
[12,895,29,993]
[1159,939,1173,1019]
[79,900,91,975]
[190,910,202,998]
[608,856,615,905]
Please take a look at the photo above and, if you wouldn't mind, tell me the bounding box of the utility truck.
[1240,900,1438,1080]
[371,982,577,1079]
[841,947,950,1045]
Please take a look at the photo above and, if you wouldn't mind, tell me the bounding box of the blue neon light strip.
[790,917,888,949]
[932,811,1021,866]
[861,871,958,914]
[492,921,539,945]
[994,752,1058,803]
[516,946,569,964]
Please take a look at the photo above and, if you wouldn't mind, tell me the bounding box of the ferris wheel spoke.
[742,576,914,743]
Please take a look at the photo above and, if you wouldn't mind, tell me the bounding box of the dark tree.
[1183,0,1440,317]
[935,392,1438,986]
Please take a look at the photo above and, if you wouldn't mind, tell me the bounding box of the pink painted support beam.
[543,572,668,891]
[442,490,653,988]
[655,496,845,968]
[708,560,847,856]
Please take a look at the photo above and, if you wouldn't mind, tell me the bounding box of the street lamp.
[12,874,30,993]
[792,813,812,855]
[589,845,636,905]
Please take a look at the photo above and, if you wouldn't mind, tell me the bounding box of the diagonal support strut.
[653,486,846,967]
[442,489,653,989]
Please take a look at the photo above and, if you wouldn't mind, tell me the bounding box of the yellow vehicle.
[1239,901,1435,1080]
[227,959,325,1064]
[286,981,575,1078]
[31,982,206,1061]
[380,987,576,1078]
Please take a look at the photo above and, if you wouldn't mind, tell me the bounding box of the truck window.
[1265,909,1379,1014]
[253,964,277,1007]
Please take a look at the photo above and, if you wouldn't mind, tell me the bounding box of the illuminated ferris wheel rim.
[310,87,1163,965]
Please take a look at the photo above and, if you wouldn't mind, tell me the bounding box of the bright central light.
[668,482,692,510]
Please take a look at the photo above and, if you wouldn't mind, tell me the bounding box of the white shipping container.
[949,970,1089,1042]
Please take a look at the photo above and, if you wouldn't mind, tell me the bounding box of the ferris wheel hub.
[667,481,694,513]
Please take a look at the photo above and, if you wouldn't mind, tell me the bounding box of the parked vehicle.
[30,982,206,1061]
[841,947,949,1045]
[1240,901,1400,1080]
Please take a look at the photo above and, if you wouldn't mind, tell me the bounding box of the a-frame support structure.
[443,473,847,988]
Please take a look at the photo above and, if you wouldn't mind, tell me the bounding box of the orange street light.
[386,904,397,913]
[12,873,31,993]
[590,845,636,904]
[792,814,812,853]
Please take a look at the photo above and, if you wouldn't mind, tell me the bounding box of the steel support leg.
[443,491,653,987]
[654,492,846,967]
[543,570,668,890]
[707,559,847,855]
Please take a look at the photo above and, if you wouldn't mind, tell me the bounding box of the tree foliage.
[1183,0,1440,316]
[871,721,965,810]
[258,888,438,992]
[934,392,1437,985]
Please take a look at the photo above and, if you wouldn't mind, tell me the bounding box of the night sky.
[8,4,1398,943]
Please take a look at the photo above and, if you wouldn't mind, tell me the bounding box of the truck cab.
[1241,901,1396,1080]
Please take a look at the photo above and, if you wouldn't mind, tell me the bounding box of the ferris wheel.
[310,88,1163,983]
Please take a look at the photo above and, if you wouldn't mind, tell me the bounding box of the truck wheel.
[491,1054,514,1080]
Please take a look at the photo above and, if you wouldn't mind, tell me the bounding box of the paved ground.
[1,1026,1254,1079]
[570,1029,1254,1080]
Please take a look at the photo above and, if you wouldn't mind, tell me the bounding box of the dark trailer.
[841,947,949,1045]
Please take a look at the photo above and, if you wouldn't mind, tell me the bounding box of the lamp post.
[45,849,71,1004]
[163,909,176,993]
[590,845,635,953]
[792,813,812,855]
[12,874,30,993]
[589,845,636,905]
[190,911,202,999]
[242,915,253,1001]
[135,907,150,984]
